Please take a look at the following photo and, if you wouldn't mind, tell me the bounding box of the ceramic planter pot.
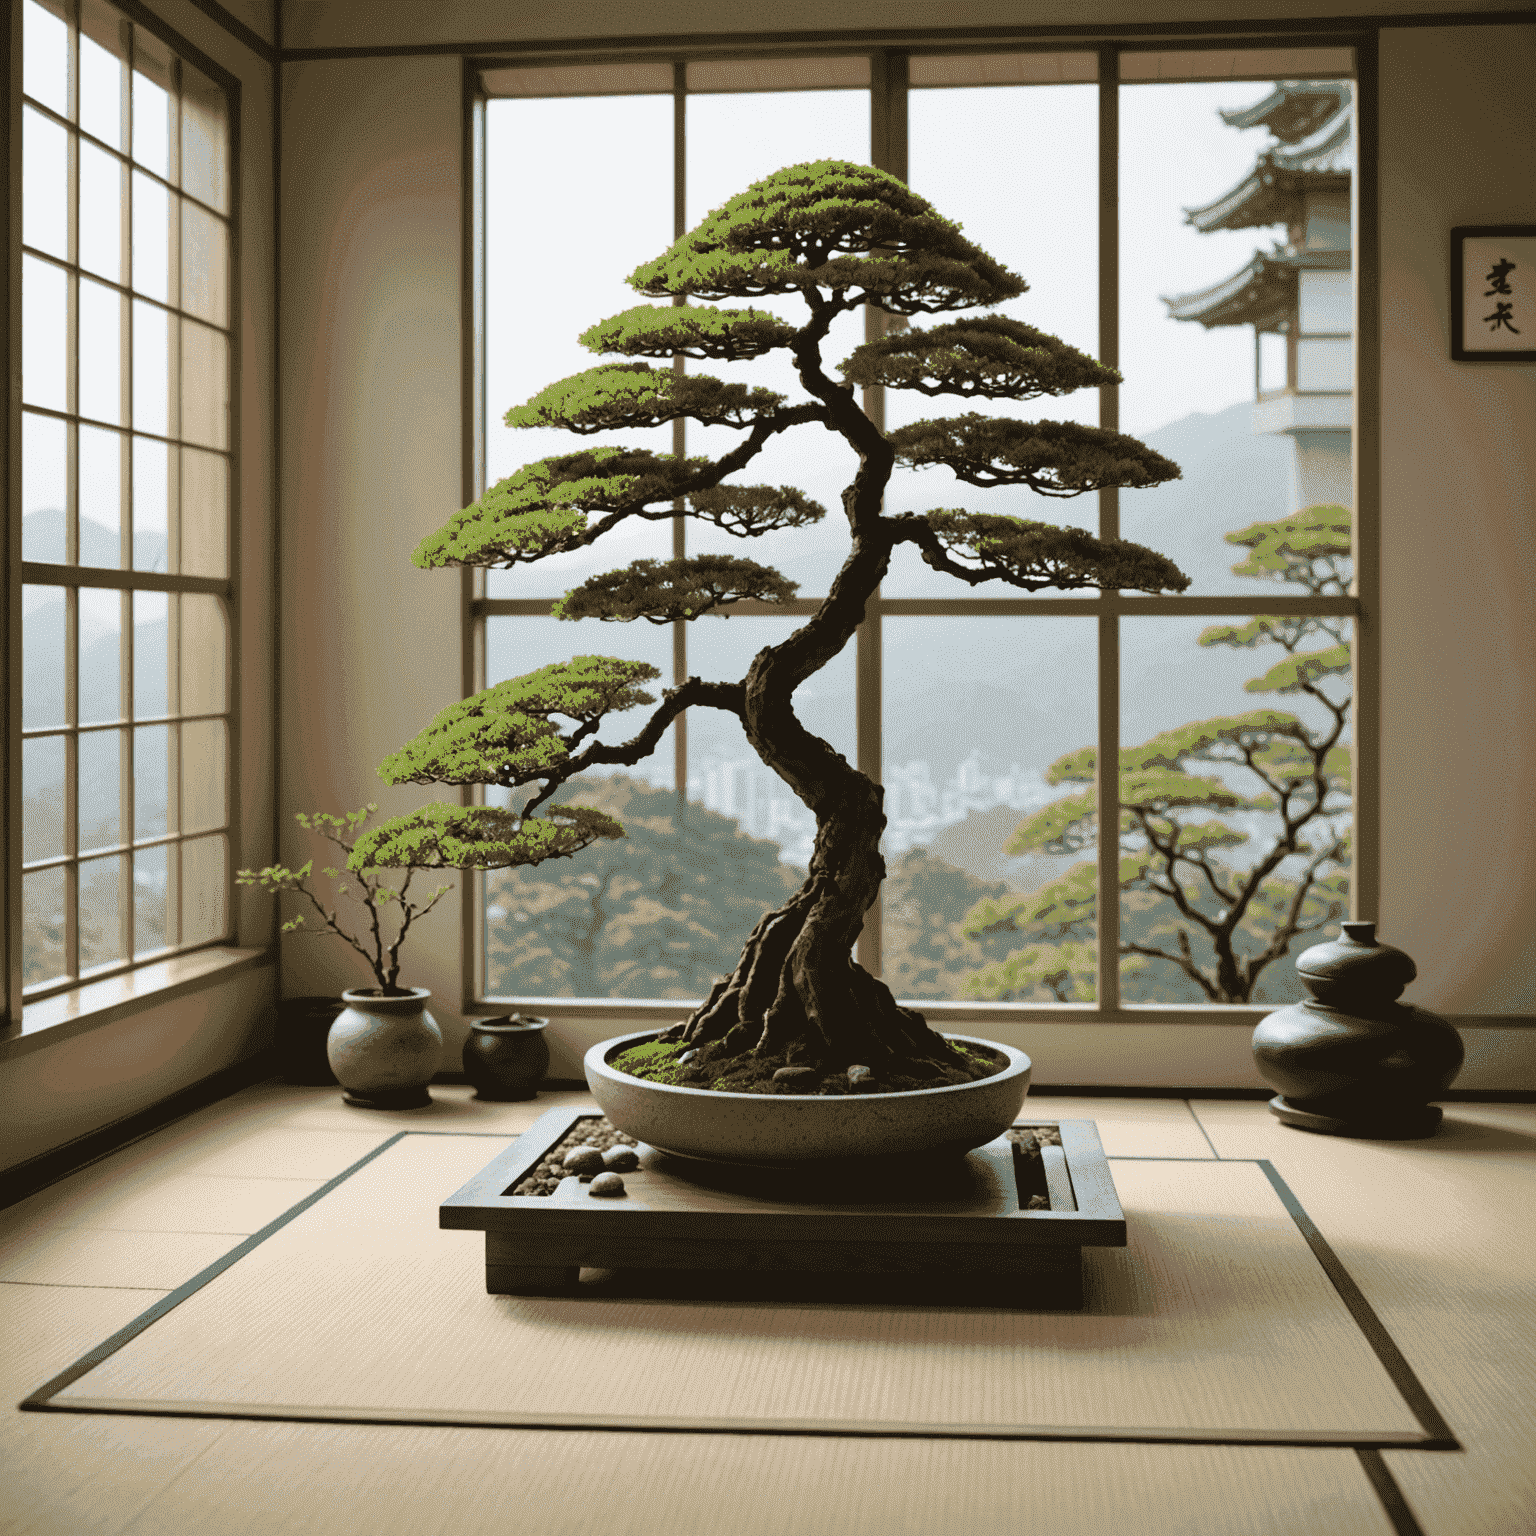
[463,1015,551,1101]
[1252,922,1463,1138]
[584,1029,1031,1166]
[327,988,443,1110]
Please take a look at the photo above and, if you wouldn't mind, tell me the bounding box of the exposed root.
[658,883,990,1088]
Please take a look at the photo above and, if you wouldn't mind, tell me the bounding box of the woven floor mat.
[36,1132,1429,1443]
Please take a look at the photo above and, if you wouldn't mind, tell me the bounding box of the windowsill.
[472,997,1280,1027]
[3,947,272,1062]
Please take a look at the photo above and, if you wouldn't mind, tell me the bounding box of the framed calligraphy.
[1451,225,1536,362]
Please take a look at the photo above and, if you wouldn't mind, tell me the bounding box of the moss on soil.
[608,1035,1007,1096]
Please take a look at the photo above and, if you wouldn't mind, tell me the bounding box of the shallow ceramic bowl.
[584,1029,1031,1166]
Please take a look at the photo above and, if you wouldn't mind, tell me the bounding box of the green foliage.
[918,509,1191,594]
[963,940,1097,1004]
[236,804,454,993]
[1120,766,1273,815]
[347,802,623,873]
[839,316,1121,399]
[484,775,801,999]
[579,303,798,361]
[1002,790,1099,856]
[960,858,1158,944]
[687,483,827,536]
[552,555,799,623]
[627,159,1027,313]
[1198,616,1306,650]
[1226,505,1351,594]
[412,448,707,571]
[1244,642,1352,695]
[504,363,786,434]
[889,415,1182,498]
[376,657,660,788]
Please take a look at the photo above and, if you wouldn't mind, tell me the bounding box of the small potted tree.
[237,805,608,1108]
[347,160,1187,1158]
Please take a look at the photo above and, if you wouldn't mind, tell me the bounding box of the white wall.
[1376,25,1536,1016]
[277,56,467,1021]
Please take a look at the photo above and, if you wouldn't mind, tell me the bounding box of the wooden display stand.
[442,1107,1126,1309]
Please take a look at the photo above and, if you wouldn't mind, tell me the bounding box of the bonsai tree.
[347,160,1187,1091]
[962,504,1352,1004]
[237,805,459,995]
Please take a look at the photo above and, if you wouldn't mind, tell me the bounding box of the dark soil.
[608,1036,1008,1097]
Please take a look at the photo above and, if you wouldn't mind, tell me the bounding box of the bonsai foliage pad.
[26,1125,1443,1447]
[442,1107,1126,1310]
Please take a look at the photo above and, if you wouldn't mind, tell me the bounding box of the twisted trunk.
[659,361,978,1083]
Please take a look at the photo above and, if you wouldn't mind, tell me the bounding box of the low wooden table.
[441,1107,1126,1309]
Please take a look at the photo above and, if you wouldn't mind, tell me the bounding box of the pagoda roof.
[1162,246,1349,331]
[1219,80,1351,143]
[1185,88,1352,233]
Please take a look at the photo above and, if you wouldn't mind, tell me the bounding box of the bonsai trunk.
[659,521,977,1086]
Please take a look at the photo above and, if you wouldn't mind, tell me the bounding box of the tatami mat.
[30,1131,1432,1445]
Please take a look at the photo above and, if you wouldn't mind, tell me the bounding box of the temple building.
[1163,80,1354,514]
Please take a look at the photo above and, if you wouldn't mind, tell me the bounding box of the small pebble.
[847,1064,873,1088]
[601,1145,639,1171]
[563,1146,605,1175]
[678,1050,697,1065]
[589,1171,626,1197]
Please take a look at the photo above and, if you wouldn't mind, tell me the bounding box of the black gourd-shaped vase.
[462,1015,551,1101]
[1252,921,1464,1138]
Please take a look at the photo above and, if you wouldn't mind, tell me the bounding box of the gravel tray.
[509,1116,642,1197]
[508,1116,1061,1199]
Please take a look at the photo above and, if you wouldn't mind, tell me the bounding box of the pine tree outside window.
[468,42,1363,1022]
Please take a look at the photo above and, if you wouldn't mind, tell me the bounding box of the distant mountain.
[22,509,170,572]
[1120,399,1296,592]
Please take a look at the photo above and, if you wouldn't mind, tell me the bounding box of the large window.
[17,0,237,1004]
[470,43,1360,1016]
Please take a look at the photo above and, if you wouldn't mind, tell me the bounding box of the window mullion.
[672,61,688,807]
[858,49,907,983]
[1096,46,1121,1013]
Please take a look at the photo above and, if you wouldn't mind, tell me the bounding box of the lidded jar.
[1252,921,1463,1138]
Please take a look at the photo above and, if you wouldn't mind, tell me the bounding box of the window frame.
[7,0,243,1022]
[459,29,1375,1027]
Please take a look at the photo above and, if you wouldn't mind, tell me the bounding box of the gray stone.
[563,1146,605,1175]
[678,1050,697,1064]
[589,1171,626,1197]
[601,1145,639,1171]
[847,1064,874,1088]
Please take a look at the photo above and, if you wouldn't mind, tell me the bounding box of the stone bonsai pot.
[587,1029,1032,1165]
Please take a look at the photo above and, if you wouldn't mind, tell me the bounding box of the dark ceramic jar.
[1252,921,1463,1138]
[463,1015,551,1101]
